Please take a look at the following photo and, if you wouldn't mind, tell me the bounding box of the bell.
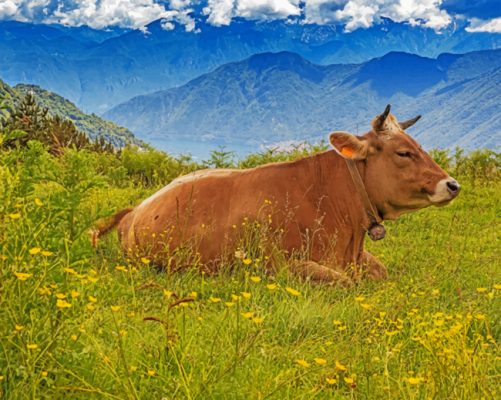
[368,223,386,241]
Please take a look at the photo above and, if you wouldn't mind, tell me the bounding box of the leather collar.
[344,159,386,241]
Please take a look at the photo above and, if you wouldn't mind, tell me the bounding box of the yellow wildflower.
[476,287,487,293]
[15,324,24,332]
[475,314,486,321]
[38,287,52,296]
[26,343,38,350]
[71,335,78,341]
[314,358,327,365]
[225,302,235,307]
[241,312,254,319]
[111,305,121,312]
[41,251,53,256]
[266,283,278,290]
[494,284,501,290]
[405,377,424,385]
[252,317,264,324]
[354,295,365,302]
[326,378,337,385]
[163,290,173,298]
[29,247,41,255]
[285,287,301,296]
[333,320,343,326]
[241,292,251,299]
[344,376,355,385]
[71,290,80,298]
[88,295,97,303]
[63,267,77,275]
[296,359,310,368]
[56,299,72,309]
[335,361,347,371]
[231,294,241,301]
[189,291,198,299]
[209,297,221,303]
[141,257,150,265]
[56,293,66,299]
[147,370,156,377]
[250,276,261,283]
[86,304,95,311]
[115,265,127,272]
[14,272,32,281]
[34,198,43,206]
[41,371,48,377]
[242,258,252,265]
[9,213,21,219]
[360,303,372,310]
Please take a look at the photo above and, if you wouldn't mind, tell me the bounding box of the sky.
[0,0,499,33]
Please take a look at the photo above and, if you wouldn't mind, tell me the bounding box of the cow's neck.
[301,150,371,264]
[305,150,373,225]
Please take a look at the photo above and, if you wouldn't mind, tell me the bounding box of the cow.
[92,106,460,286]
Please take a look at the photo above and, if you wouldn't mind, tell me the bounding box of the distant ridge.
[104,49,501,151]
[0,18,499,112]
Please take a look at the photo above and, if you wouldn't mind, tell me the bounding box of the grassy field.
[0,145,500,399]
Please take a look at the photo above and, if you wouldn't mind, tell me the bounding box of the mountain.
[0,79,140,147]
[104,49,501,152]
[0,18,500,113]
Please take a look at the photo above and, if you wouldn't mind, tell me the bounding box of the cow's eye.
[396,151,412,158]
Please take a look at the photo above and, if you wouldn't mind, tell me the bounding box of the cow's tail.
[89,208,133,248]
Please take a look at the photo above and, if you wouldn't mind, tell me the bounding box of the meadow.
[0,136,499,399]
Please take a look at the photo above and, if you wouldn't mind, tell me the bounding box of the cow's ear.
[329,131,370,160]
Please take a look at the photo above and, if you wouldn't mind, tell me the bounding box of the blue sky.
[0,0,499,33]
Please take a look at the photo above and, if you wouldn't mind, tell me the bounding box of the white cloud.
[0,0,459,32]
[0,0,23,20]
[466,17,501,33]
[48,0,178,30]
[306,0,452,31]
[236,0,301,21]
[203,0,235,26]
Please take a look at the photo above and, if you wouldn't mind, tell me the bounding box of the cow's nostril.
[446,180,460,195]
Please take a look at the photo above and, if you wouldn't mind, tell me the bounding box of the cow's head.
[329,105,460,220]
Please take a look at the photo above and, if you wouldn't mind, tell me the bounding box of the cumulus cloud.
[236,0,301,20]
[466,17,501,33]
[1,0,197,31]
[305,0,452,31]
[203,0,235,26]
[0,0,465,32]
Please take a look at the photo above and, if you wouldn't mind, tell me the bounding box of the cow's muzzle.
[446,179,461,197]
[429,177,461,204]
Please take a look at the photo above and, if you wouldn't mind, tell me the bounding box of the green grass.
[0,150,500,399]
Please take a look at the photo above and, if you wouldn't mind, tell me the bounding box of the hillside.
[14,84,140,147]
[104,49,501,152]
[0,79,141,147]
[0,18,500,112]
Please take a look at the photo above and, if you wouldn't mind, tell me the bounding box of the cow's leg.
[362,251,388,280]
[290,260,353,287]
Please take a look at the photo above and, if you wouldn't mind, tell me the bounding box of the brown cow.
[93,106,460,285]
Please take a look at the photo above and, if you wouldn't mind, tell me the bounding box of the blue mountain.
[0,18,499,113]
[103,49,501,152]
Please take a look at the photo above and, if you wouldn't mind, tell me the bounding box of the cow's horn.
[399,115,421,130]
[375,104,391,130]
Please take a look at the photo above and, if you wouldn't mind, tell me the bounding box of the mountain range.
[104,49,501,152]
[0,18,500,113]
[0,79,140,147]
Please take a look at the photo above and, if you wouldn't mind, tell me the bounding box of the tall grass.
[0,141,499,399]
